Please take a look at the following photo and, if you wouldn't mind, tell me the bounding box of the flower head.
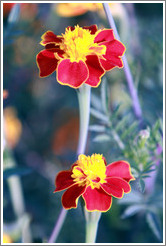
[54,154,135,212]
[36,25,125,88]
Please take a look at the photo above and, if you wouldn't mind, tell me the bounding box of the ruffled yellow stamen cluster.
[71,154,106,189]
[60,25,106,63]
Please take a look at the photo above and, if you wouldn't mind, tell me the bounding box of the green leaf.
[3,167,32,179]
[152,120,160,134]
[110,104,122,121]
[93,134,111,143]
[146,212,162,241]
[141,175,151,178]
[143,168,156,174]
[121,121,138,140]
[121,204,146,219]
[130,167,139,178]
[91,94,103,111]
[114,114,129,132]
[138,178,145,193]
[143,161,155,172]
[118,190,143,205]
[89,125,106,132]
[90,108,109,123]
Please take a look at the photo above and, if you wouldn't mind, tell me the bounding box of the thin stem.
[102,3,142,120]
[77,84,91,155]
[48,209,67,243]
[48,84,91,243]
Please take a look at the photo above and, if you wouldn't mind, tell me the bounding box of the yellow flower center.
[71,154,106,189]
[60,25,106,62]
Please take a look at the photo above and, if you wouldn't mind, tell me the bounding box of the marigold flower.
[54,154,135,212]
[36,25,125,88]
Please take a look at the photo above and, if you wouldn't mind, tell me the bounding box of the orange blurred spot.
[4,107,22,149]
[55,3,102,17]
[3,90,9,100]
[55,2,128,34]
[52,115,79,155]
[3,234,13,243]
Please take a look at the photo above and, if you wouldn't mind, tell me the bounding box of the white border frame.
[1,1,165,245]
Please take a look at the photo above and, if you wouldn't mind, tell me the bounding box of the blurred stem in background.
[3,148,32,243]
[103,3,142,121]
[48,85,95,243]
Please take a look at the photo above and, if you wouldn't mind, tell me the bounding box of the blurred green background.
[3,2,163,243]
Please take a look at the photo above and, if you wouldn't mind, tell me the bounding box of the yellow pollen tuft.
[60,25,106,62]
[71,154,106,189]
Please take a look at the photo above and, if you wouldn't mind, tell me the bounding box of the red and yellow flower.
[54,154,135,212]
[36,25,125,88]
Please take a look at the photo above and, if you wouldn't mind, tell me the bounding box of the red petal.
[100,56,123,71]
[40,31,62,45]
[36,49,59,77]
[54,170,74,192]
[106,161,135,182]
[101,177,131,198]
[102,156,107,166]
[102,40,126,58]
[108,56,123,67]
[82,186,112,212]
[85,55,105,87]
[57,59,89,88]
[45,44,60,49]
[62,183,86,209]
[99,59,116,71]
[83,25,98,34]
[94,29,114,43]
[66,26,75,31]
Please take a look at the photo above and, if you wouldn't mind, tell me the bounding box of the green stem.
[48,84,91,243]
[78,85,101,243]
[84,209,101,243]
[86,221,99,243]
[77,84,91,155]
